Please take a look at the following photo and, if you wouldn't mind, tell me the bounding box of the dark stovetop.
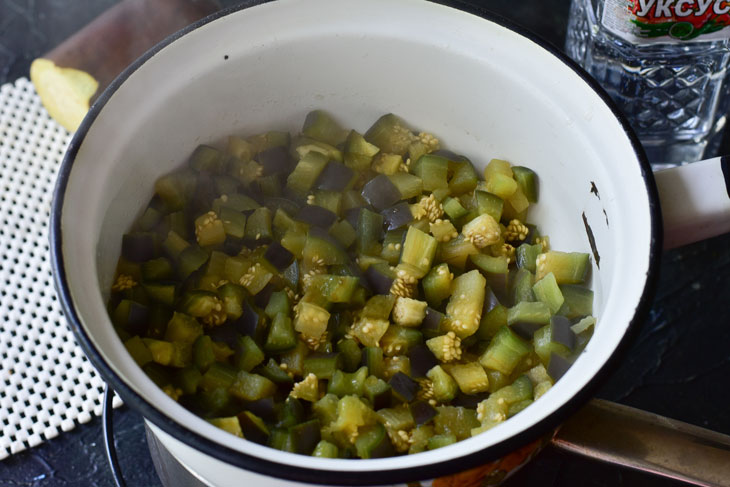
[1,1,729,486]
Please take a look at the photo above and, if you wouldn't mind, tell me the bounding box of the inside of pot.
[57,0,655,474]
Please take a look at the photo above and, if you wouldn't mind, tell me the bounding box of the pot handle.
[103,384,128,487]
[654,156,730,249]
[551,398,730,487]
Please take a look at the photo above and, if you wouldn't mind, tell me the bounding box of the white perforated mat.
[0,77,121,460]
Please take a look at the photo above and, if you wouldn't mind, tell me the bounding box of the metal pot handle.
[552,398,730,487]
[103,384,128,487]
[654,156,730,249]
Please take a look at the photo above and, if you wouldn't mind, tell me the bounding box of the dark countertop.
[1,1,729,486]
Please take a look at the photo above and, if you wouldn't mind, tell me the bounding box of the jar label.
[601,0,730,43]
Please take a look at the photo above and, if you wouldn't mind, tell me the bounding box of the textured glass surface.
[566,0,730,165]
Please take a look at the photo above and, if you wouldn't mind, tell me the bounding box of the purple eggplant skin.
[264,241,295,271]
[245,397,278,422]
[510,321,543,340]
[451,391,490,409]
[345,207,362,229]
[547,352,573,381]
[253,283,276,309]
[364,266,395,295]
[307,226,347,250]
[190,172,218,215]
[231,300,263,338]
[342,258,371,293]
[369,425,397,459]
[290,419,322,455]
[410,400,438,425]
[282,260,300,289]
[389,371,419,403]
[370,386,393,411]
[257,146,294,176]
[206,322,240,349]
[485,272,510,306]
[361,174,402,211]
[408,344,438,378]
[277,396,306,428]
[263,196,301,217]
[316,161,356,191]
[122,232,157,262]
[296,205,337,228]
[483,286,501,314]
[222,236,245,256]
[550,315,576,350]
[125,301,150,336]
[381,202,414,231]
[421,307,445,337]
[238,411,270,445]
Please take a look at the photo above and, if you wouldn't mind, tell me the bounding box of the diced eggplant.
[510,321,544,340]
[484,286,501,315]
[302,110,348,146]
[190,172,218,214]
[222,237,245,256]
[282,260,300,290]
[277,397,306,428]
[190,145,224,173]
[410,400,438,425]
[355,424,395,459]
[264,197,301,218]
[408,344,438,378]
[264,241,294,271]
[123,300,149,336]
[178,245,209,280]
[257,146,293,176]
[245,397,277,422]
[389,371,418,403]
[336,338,362,373]
[364,265,395,295]
[547,352,573,381]
[329,220,357,252]
[216,192,261,213]
[106,111,596,461]
[303,353,343,380]
[344,207,362,229]
[122,233,157,262]
[256,357,295,384]
[421,307,445,338]
[364,114,414,155]
[316,161,356,191]
[205,322,239,349]
[433,149,468,162]
[364,376,392,410]
[230,301,262,338]
[237,410,270,445]
[234,336,266,373]
[550,315,576,350]
[289,419,321,455]
[381,202,413,231]
[361,346,385,379]
[357,209,385,256]
[254,174,284,198]
[307,226,347,251]
[450,391,489,409]
[361,174,402,211]
[297,205,337,229]
[253,283,276,309]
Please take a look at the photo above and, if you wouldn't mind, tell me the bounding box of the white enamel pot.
[49,0,730,486]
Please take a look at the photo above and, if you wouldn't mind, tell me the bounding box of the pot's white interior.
[59,0,653,479]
